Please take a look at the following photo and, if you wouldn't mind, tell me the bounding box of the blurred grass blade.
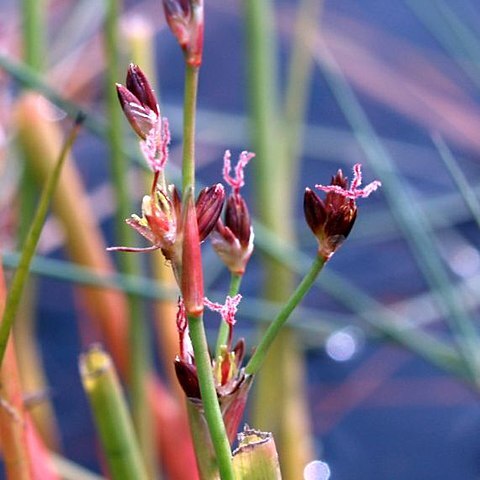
[244,0,317,477]
[0,262,34,480]
[313,37,480,384]
[80,345,148,480]
[0,54,102,135]
[232,427,282,480]
[283,0,324,164]
[432,134,480,229]
[14,291,61,451]
[0,112,82,367]
[405,0,480,89]
[21,0,45,72]
[0,262,59,480]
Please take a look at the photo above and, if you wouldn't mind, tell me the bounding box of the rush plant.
[108,2,381,477]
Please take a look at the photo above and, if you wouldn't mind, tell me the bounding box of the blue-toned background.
[3,0,480,479]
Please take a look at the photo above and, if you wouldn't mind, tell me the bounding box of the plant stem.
[21,0,45,71]
[215,273,243,357]
[80,345,148,480]
[187,313,235,480]
[244,0,280,222]
[0,119,82,368]
[245,255,326,375]
[182,65,200,193]
[104,0,154,472]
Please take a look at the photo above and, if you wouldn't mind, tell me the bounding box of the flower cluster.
[110,65,226,282]
[112,66,256,438]
[304,163,381,259]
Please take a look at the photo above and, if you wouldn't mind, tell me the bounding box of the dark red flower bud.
[306,164,381,260]
[211,193,253,275]
[174,359,200,399]
[196,183,225,242]
[162,0,204,67]
[116,64,159,139]
[304,188,327,239]
[225,194,251,248]
[125,64,159,117]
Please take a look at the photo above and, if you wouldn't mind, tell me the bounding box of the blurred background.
[1,0,480,479]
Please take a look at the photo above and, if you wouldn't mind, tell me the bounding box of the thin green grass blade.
[432,134,480,229]
[0,118,82,367]
[80,345,148,480]
[405,0,480,89]
[313,41,480,382]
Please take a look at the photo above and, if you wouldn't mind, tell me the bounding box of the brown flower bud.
[116,64,159,139]
[174,359,200,399]
[211,196,254,275]
[162,0,204,67]
[225,194,251,248]
[305,164,381,259]
[196,183,225,242]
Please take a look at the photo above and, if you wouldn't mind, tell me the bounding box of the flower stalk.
[182,64,200,192]
[187,313,236,480]
[245,254,326,376]
[215,273,243,357]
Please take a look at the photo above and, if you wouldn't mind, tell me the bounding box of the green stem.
[104,0,154,473]
[21,0,45,71]
[182,65,200,193]
[187,313,235,480]
[245,255,326,375]
[80,346,148,480]
[244,0,280,224]
[0,119,82,368]
[215,273,243,357]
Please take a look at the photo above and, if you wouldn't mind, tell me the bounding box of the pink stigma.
[204,294,242,327]
[316,163,381,199]
[223,150,255,194]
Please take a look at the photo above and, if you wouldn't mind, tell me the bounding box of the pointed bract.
[181,189,204,316]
